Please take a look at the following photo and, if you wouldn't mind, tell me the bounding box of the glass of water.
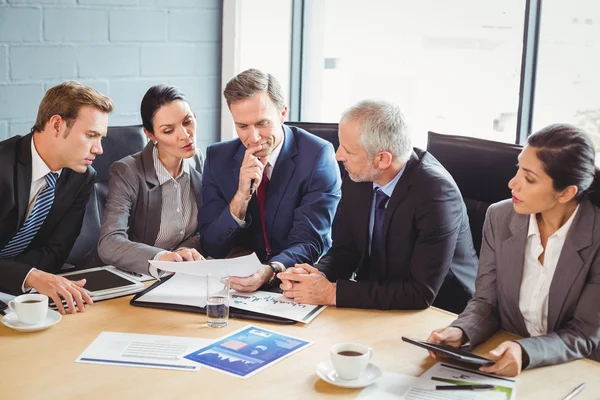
[206,274,229,328]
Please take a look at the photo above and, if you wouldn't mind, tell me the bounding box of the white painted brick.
[45,8,108,42]
[109,113,141,126]
[44,79,109,96]
[0,121,8,141]
[9,120,34,135]
[0,84,44,119]
[168,77,220,109]
[108,78,157,114]
[140,0,220,7]
[8,0,58,3]
[0,46,7,82]
[140,43,219,77]
[78,45,139,78]
[110,9,166,42]
[0,7,42,42]
[168,9,221,41]
[10,46,77,80]
[195,108,219,143]
[79,0,138,5]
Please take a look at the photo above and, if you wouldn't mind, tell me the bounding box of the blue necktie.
[0,172,58,259]
[369,188,389,279]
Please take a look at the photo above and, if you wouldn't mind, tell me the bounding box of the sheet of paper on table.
[76,331,212,371]
[400,362,517,400]
[149,253,262,278]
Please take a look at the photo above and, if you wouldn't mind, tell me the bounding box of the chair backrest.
[285,121,343,178]
[426,131,522,256]
[65,125,147,267]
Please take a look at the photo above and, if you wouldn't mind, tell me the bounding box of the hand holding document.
[149,253,262,278]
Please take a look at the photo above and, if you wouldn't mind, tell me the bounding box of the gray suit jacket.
[97,143,203,275]
[452,199,600,369]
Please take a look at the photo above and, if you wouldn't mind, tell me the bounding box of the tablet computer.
[401,337,494,366]
[60,267,144,297]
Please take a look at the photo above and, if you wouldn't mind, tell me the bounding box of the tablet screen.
[63,269,136,293]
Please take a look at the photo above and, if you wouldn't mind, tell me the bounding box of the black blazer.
[0,134,95,294]
[317,148,478,311]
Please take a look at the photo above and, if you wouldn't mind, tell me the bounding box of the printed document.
[184,325,312,378]
[149,253,262,278]
[76,331,212,371]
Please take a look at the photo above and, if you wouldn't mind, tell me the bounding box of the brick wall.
[0,0,222,152]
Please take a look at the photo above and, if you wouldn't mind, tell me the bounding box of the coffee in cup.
[8,294,49,325]
[330,343,373,380]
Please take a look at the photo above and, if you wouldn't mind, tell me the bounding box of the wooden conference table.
[1,294,599,400]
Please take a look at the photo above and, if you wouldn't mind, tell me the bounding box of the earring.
[153,140,158,145]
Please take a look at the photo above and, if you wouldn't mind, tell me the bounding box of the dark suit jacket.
[316,148,478,311]
[96,142,204,274]
[198,125,342,267]
[452,199,600,368]
[0,134,94,294]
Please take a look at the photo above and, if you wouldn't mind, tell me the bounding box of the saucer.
[2,310,62,332]
[316,361,382,388]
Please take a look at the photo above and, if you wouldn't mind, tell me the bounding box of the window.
[300,0,526,148]
[532,0,600,149]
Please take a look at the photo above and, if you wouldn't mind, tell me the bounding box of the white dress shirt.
[21,138,63,291]
[519,206,579,336]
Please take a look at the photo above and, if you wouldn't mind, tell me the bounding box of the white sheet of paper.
[357,371,417,399]
[230,291,326,323]
[76,331,212,371]
[136,273,207,307]
[402,362,517,400]
[149,253,262,278]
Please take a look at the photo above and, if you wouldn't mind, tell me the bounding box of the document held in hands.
[148,253,262,278]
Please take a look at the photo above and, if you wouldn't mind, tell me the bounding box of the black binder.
[130,275,296,325]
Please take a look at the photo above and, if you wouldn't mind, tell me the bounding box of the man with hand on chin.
[198,69,341,292]
[0,81,113,314]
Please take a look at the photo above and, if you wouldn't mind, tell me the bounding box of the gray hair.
[223,68,285,111]
[340,99,412,163]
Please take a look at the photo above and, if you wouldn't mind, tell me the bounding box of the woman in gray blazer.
[428,124,600,377]
[97,85,204,276]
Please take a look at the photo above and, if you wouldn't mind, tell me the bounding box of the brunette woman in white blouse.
[97,85,204,276]
[427,124,600,376]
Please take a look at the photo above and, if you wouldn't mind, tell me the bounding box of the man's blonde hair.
[32,81,113,135]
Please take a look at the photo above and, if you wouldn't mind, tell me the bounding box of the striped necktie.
[0,172,58,259]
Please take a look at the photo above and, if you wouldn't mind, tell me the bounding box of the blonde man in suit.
[428,124,600,376]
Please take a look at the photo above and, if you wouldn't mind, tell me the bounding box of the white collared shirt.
[28,137,62,220]
[21,137,63,292]
[519,205,579,336]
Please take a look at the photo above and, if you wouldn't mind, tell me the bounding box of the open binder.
[130,275,296,324]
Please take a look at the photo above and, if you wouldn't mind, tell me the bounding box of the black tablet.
[60,267,143,296]
[401,337,494,366]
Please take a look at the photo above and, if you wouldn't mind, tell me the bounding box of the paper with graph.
[230,290,326,323]
[183,325,312,378]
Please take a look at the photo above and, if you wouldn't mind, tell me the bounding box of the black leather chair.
[285,121,343,178]
[65,125,147,267]
[426,131,522,256]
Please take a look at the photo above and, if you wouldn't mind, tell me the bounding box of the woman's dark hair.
[527,123,600,206]
[140,84,188,133]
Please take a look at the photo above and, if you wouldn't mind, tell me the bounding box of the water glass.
[206,275,229,328]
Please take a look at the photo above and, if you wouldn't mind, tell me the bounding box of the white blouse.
[519,205,579,336]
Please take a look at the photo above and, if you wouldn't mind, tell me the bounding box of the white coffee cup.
[8,294,49,325]
[330,343,373,380]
